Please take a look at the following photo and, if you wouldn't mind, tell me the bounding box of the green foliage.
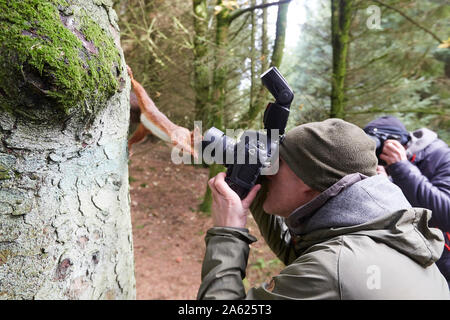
[0,0,121,117]
[116,0,195,128]
[244,257,282,291]
[250,257,281,270]
[282,0,449,143]
[347,0,449,143]
[281,1,331,129]
[0,164,11,180]
[117,0,289,132]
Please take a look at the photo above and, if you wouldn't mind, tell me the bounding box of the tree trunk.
[242,0,290,127]
[250,0,257,113]
[198,1,229,213]
[193,0,211,124]
[270,1,290,68]
[330,0,354,119]
[250,0,270,127]
[211,6,230,131]
[0,0,135,299]
[261,0,269,73]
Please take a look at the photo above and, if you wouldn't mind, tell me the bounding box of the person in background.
[364,116,450,287]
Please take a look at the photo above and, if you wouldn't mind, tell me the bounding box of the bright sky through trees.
[267,0,306,50]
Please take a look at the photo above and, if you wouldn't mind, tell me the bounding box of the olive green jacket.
[197,174,449,299]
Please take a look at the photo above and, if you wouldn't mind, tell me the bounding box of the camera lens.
[202,127,235,165]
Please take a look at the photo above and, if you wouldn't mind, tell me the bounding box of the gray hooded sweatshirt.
[197,174,449,299]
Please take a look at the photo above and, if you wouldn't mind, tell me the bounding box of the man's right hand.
[208,172,261,229]
[379,139,407,165]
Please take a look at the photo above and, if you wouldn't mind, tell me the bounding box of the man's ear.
[305,185,321,197]
[294,173,320,198]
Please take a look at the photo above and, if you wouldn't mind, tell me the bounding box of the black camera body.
[202,67,294,199]
[364,127,410,165]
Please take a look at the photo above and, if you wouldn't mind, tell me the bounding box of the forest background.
[118,0,449,210]
[119,0,449,299]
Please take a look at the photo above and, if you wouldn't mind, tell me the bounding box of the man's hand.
[208,172,261,228]
[379,139,407,166]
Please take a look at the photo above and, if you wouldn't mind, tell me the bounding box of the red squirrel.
[127,66,198,158]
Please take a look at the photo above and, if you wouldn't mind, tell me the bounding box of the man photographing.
[197,118,449,299]
[364,116,450,287]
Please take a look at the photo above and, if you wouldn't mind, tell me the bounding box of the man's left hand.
[208,172,261,229]
[379,139,407,166]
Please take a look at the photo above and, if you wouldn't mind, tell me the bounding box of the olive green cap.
[279,118,378,191]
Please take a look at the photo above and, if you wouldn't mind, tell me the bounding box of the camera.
[202,67,294,199]
[363,127,410,165]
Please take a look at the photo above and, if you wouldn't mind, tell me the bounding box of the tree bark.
[210,2,230,131]
[270,1,289,68]
[330,0,354,119]
[198,0,229,213]
[0,0,135,299]
[251,0,270,127]
[261,0,269,76]
[193,0,211,125]
[250,0,257,112]
[241,0,290,128]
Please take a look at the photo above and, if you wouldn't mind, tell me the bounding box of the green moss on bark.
[0,165,10,180]
[0,0,122,117]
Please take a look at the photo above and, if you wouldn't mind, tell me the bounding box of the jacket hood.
[287,174,445,267]
[406,128,438,159]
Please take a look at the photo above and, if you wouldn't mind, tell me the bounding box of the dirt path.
[129,139,283,299]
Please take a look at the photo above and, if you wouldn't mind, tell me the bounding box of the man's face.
[263,158,320,218]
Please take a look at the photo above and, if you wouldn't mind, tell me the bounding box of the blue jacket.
[387,128,450,285]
